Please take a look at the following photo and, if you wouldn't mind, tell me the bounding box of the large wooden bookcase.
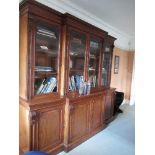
[19,0,116,154]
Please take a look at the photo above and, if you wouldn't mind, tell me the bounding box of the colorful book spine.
[46,78,57,93]
[36,79,45,94]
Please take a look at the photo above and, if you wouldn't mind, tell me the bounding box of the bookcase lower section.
[19,88,115,155]
[19,97,65,155]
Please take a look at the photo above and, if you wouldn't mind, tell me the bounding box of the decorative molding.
[20,0,135,51]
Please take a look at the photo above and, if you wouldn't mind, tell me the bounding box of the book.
[75,75,80,89]
[35,66,53,72]
[37,27,56,38]
[36,79,46,94]
[89,75,96,87]
[69,77,73,91]
[71,76,76,91]
[90,41,99,48]
[43,77,54,93]
[75,75,84,90]
[50,79,57,92]
[40,78,49,93]
[72,37,82,44]
[46,77,57,93]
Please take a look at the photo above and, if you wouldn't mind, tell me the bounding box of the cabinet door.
[104,90,114,123]
[102,45,112,87]
[68,100,90,143]
[32,104,64,153]
[88,37,102,88]
[67,29,87,93]
[29,19,61,97]
[90,95,103,131]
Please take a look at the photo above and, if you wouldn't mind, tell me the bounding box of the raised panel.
[38,107,63,151]
[69,101,89,143]
[91,96,103,130]
[105,94,111,121]
[104,90,115,123]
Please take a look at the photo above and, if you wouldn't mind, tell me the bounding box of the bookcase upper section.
[64,15,116,95]
[19,0,116,100]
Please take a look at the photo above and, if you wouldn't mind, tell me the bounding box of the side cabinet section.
[30,103,65,154]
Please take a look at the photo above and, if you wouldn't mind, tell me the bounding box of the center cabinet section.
[64,92,105,152]
[63,14,108,96]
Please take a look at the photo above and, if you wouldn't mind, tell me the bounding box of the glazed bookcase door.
[102,45,111,87]
[67,29,87,92]
[88,37,102,88]
[34,22,60,96]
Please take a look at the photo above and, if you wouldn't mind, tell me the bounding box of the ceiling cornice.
[20,0,135,51]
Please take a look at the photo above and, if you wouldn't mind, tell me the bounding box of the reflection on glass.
[34,24,59,94]
[102,46,110,86]
[88,39,101,88]
[68,30,86,92]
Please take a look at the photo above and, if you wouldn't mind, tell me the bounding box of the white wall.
[130,57,135,105]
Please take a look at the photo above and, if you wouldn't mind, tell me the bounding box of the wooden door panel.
[91,96,103,130]
[69,101,89,143]
[105,95,112,120]
[38,107,63,151]
[104,90,115,123]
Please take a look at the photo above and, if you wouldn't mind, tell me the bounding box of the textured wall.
[110,47,134,101]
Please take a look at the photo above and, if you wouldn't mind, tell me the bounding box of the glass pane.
[68,30,86,92]
[88,38,101,88]
[102,46,110,86]
[34,24,59,95]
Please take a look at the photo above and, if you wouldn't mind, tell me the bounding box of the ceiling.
[19,0,135,50]
[64,0,135,37]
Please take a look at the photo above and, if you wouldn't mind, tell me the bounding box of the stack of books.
[69,75,84,91]
[90,41,99,49]
[89,54,95,59]
[89,67,95,71]
[36,77,57,94]
[37,27,56,38]
[35,66,53,72]
[69,75,91,95]
[72,37,82,44]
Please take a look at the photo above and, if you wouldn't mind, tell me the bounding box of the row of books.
[36,77,57,94]
[35,66,53,72]
[69,75,84,91]
[89,67,96,71]
[90,41,99,49]
[69,75,92,95]
[71,37,82,45]
[70,51,85,57]
[69,75,96,90]
[37,27,56,38]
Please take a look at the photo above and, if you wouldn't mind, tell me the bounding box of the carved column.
[29,111,39,150]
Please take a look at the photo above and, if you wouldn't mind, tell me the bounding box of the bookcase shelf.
[35,72,57,79]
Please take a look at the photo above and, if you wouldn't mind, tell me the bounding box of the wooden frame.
[19,1,117,154]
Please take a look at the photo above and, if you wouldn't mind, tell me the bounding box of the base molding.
[64,125,105,152]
